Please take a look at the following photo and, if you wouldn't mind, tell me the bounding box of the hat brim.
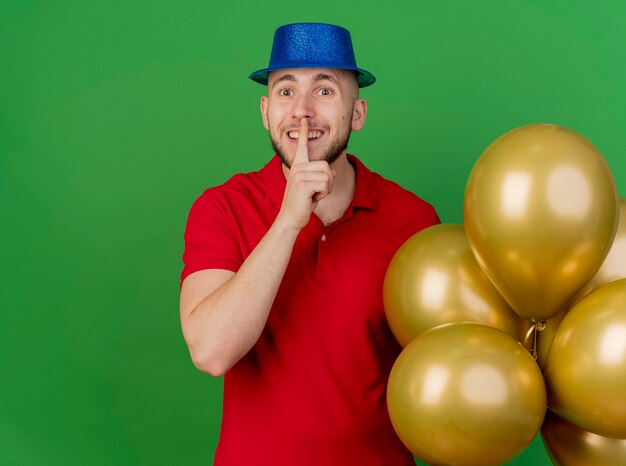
[249,65,376,88]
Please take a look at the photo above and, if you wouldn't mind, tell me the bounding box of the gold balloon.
[542,411,626,466]
[387,323,546,466]
[539,198,626,368]
[464,124,619,322]
[544,278,626,438]
[575,197,626,301]
[383,223,530,347]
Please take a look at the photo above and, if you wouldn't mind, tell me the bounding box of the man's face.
[260,68,366,168]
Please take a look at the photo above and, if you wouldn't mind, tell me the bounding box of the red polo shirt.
[182,154,439,466]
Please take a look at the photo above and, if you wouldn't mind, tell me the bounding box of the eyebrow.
[270,74,296,91]
[270,72,340,90]
[313,73,339,85]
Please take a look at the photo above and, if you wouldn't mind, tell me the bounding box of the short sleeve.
[180,189,244,286]
[425,203,441,229]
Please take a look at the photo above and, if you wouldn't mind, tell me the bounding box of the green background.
[2,0,625,464]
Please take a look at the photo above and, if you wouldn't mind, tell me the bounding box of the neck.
[323,152,355,206]
[317,154,355,225]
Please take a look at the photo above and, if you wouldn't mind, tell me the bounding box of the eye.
[319,88,332,96]
[279,88,293,97]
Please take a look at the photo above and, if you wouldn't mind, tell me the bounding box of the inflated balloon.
[383,224,530,347]
[544,278,626,438]
[387,323,546,466]
[575,196,626,301]
[542,411,626,466]
[464,124,618,321]
[537,308,568,370]
[538,198,625,368]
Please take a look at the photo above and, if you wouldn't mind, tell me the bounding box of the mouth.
[287,130,324,141]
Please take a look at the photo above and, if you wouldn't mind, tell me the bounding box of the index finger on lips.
[293,117,309,165]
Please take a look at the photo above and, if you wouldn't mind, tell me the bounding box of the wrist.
[273,214,303,238]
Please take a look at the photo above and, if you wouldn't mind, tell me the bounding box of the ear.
[351,99,367,132]
[260,95,269,131]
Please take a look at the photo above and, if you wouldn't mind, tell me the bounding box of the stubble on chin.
[269,131,352,169]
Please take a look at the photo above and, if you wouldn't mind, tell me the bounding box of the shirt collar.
[261,154,379,211]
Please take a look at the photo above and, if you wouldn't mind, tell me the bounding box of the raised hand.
[277,118,336,231]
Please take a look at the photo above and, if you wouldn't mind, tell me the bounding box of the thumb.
[293,117,309,165]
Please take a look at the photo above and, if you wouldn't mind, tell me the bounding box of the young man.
[180,23,439,466]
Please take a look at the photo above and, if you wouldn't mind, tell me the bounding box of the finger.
[307,181,332,201]
[290,163,334,193]
[312,188,331,202]
[292,171,332,183]
[299,161,335,181]
[293,117,309,165]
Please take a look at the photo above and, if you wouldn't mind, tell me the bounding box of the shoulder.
[374,172,429,202]
[203,169,264,199]
[367,167,439,223]
[379,176,439,231]
[190,167,266,213]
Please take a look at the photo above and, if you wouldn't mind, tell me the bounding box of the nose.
[291,93,315,121]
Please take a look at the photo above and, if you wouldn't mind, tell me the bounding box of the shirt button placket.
[316,231,330,277]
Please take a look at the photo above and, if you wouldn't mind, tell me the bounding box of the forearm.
[182,119,335,376]
[182,216,300,376]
